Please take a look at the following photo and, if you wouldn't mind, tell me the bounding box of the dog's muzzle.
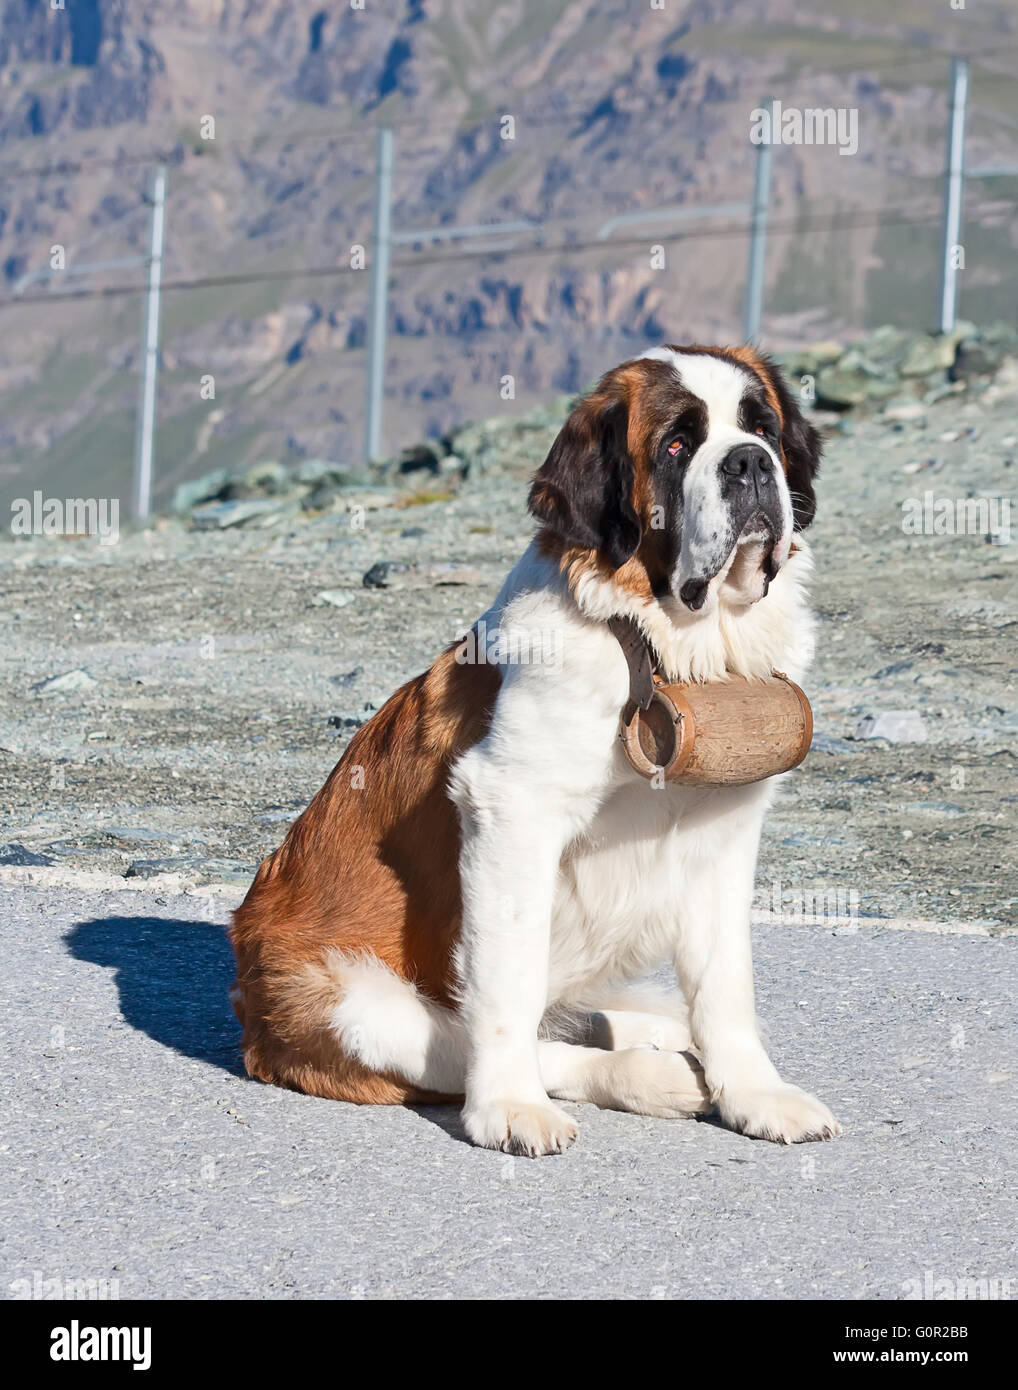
[677,444,788,611]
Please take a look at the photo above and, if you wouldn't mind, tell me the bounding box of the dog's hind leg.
[538,1041,710,1119]
[552,981,694,1054]
[257,954,709,1126]
[242,949,468,1102]
[326,952,466,1095]
[299,957,709,1126]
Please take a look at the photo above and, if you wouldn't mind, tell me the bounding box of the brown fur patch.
[229,645,501,1104]
[718,345,784,424]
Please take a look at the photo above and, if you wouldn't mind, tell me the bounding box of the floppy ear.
[751,353,823,529]
[528,391,642,569]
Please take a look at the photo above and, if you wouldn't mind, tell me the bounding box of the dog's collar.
[607,615,659,721]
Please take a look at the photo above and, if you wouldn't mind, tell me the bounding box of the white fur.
[447,542,836,1153]
[329,952,709,1155]
[332,353,839,1154]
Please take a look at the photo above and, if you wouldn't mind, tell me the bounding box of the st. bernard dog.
[230,344,842,1155]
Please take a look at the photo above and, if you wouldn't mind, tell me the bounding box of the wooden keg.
[619,671,813,786]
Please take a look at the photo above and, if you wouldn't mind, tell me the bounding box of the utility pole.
[133,165,167,521]
[364,127,393,464]
[744,97,774,344]
[939,57,969,335]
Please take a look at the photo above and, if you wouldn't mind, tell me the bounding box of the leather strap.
[607,615,658,720]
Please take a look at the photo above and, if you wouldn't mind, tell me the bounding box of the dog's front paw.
[463,1098,578,1157]
[718,1084,841,1144]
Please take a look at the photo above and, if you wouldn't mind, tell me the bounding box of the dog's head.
[529,345,822,614]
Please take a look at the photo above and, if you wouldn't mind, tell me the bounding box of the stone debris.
[124,856,255,884]
[30,669,98,697]
[854,710,929,743]
[361,560,483,589]
[156,324,1018,530]
[0,843,55,867]
[311,589,357,609]
[190,498,294,530]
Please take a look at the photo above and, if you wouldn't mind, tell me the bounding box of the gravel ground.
[2,881,1015,1301]
[1,384,1015,926]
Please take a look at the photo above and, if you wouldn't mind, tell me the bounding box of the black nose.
[720,444,773,488]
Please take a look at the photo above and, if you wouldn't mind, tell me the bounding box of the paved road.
[3,880,1015,1300]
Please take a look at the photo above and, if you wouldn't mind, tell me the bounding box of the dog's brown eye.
[667,439,686,456]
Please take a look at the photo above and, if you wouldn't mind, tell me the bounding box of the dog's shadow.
[63,915,718,1147]
[66,915,245,1075]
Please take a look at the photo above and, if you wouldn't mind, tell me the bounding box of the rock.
[0,842,55,866]
[123,858,190,878]
[922,380,966,406]
[951,339,1002,381]
[900,332,962,378]
[363,560,411,589]
[808,734,863,757]
[101,825,172,844]
[31,668,97,697]
[438,453,467,477]
[190,498,290,530]
[362,560,483,590]
[243,460,291,494]
[400,525,425,539]
[979,356,1018,407]
[171,468,228,514]
[882,399,927,426]
[854,710,928,743]
[301,482,346,512]
[444,402,566,477]
[125,856,254,883]
[815,353,899,408]
[814,367,875,409]
[312,589,357,609]
[778,341,844,377]
[859,325,911,371]
[296,459,375,488]
[295,458,340,485]
[396,442,443,475]
[327,714,365,730]
[329,667,362,688]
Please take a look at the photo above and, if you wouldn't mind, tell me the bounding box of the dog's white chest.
[547,772,770,997]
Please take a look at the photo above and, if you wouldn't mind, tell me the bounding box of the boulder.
[190,498,291,530]
[900,331,963,378]
[31,668,98,697]
[171,468,229,514]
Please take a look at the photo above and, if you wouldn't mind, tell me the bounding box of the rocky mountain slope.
[1,1,1017,511]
